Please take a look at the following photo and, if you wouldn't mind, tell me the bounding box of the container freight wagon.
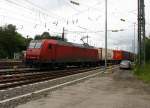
[130,52,135,61]
[97,48,114,64]
[113,50,122,61]
[113,50,134,62]
[102,48,113,60]
[122,51,130,60]
[97,48,102,60]
[25,39,99,67]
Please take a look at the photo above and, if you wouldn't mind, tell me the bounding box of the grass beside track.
[134,63,150,82]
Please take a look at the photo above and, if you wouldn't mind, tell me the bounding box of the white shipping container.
[102,48,113,60]
[97,48,102,60]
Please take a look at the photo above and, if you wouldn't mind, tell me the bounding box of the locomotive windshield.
[35,42,42,48]
[28,42,36,48]
[28,41,42,49]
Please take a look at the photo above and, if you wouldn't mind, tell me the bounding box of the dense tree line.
[34,32,67,41]
[0,24,28,59]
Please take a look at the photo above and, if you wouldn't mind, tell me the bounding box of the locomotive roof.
[31,39,95,49]
[56,39,95,49]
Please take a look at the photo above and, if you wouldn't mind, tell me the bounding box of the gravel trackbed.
[17,69,150,108]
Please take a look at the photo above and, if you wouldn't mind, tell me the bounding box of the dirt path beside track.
[17,69,150,108]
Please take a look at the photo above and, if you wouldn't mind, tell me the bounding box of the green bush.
[0,49,7,58]
[146,38,150,61]
[134,63,150,82]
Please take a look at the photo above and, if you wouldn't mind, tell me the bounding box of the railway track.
[0,60,24,69]
[0,68,40,75]
[0,67,101,90]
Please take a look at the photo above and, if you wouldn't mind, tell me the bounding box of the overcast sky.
[0,0,150,52]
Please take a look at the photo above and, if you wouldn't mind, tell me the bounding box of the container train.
[24,39,134,68]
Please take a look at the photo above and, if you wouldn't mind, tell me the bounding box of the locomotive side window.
[48,44,52,49]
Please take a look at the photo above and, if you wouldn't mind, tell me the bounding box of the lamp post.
[105,0,108,70]
[120,19,136,62]
[133,23,136,62]
[26,35,29,49]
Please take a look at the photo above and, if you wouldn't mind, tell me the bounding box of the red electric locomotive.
[25,39,99,67]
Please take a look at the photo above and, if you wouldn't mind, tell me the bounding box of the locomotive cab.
[25,40,43,65]
[25,39,57,66]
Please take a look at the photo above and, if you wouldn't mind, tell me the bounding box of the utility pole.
[133,23,136,63]
[105,0,108,70]
[138,0,141,65]
[137,0,146,66]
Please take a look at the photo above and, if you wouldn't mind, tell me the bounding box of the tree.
[34,34,42,40]
[35,32,51,40]
[0,24,27,59]
[34,32,67,41]
[26,37,33,47]
[41,32,51,38]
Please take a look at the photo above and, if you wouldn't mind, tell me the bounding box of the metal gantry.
[138,0,146,65]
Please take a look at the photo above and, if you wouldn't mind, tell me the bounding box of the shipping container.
[102,48,113,60]
[113,50,123,60]
[122,51,130,60]
[97,48,102,60]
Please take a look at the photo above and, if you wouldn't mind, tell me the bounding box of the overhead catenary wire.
[4,0,67,21]
[3,0,136,27]
[0,7,38,23]
[2,1,52,23]
[23,0,65,19]
[0,0,68,30]
[1,0,149,41]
